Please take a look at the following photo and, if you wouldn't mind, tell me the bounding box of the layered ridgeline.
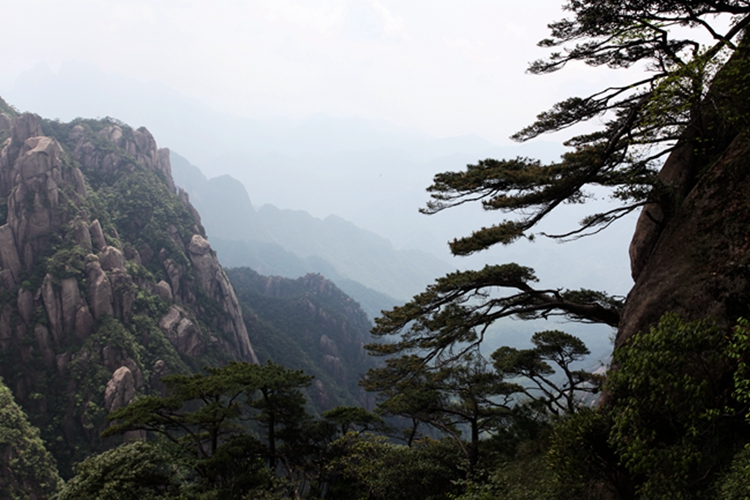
[0,97,257,475]
[170,151,452,311]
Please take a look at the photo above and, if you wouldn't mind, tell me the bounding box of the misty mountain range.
[170,151,448,318]
[6,61,634,356]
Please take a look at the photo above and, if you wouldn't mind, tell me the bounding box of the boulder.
[85,257,113,319]
[56,352,72,377]
[158,306,182,332]
[17,136,61,180]
[0,269,12,291]
[123,245,141,265]
[7,136,65,256]
[72,218,92,252]
[99,246,125,271]
[154,280,172,302]
[70,164,87,198]
[60,277,81,336]
[104,366,135,413]
[74,302,94,339]
[0,306,15,351]
[16,288,32,326]
[157,147,176,193]
[158,306,205,356]
[98,125,122,145]
[89,220,106,251]
[0,113,11,131]
[41,274,62,345]
[161,257,184,299]
[10,113,42,149]
[101,347,143,389]
[33,324,55,367]
[174,318,204,357]
[0,225,21,287]
[68,124,84,143]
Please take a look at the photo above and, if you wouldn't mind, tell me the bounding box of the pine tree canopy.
[423,0,750,253]
[369,1,750,371]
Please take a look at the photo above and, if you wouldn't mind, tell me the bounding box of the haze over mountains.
[5,61,636,324]
[170,151,444,318]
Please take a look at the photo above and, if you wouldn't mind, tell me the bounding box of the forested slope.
[227,267,378,412]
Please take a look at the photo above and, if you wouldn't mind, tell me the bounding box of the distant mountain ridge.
[170,151,452,305]
[5,61,571,262]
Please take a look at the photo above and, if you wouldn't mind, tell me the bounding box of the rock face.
[104,366,135,413]
[617,45,750,351]
[188,234,257,363]
[618,132,750,348]
[0,108,258,476]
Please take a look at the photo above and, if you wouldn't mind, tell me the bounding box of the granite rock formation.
[0,101,257,475]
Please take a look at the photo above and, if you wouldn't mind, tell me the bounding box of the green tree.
[322,406,385,436]
[325,433,463,500]
[547,314,750,499]
[606,313,747,498]
[424,1,750,251]
[370,1,750,367]
[0,378,62,500]
[367,3,750,498]
[245,361,313,473]
[103,361,313,498]
[492,330,603,416]
[58,440,181,500]
[363,352,520,474]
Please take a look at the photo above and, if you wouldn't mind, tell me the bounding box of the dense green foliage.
[0,378,62,500]
[607,314,745,497]
[69,361,404,499]
[59,440,182,500]
[547,315,750,499]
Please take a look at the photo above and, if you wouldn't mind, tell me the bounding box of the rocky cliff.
[618,42,750,351]
[0,98,256,475]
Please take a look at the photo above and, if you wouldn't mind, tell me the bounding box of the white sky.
[0,0,626,144]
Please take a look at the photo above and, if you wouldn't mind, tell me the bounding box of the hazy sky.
[1,0,628,144]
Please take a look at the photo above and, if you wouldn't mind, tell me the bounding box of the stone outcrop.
[617,132,750,349]
[188,234,258,363]
[0,116,83,280]
[0,108,259,472]
[618,45,750,352]
[158,305,206,357]
[104,366,135,413]
[85,257,114,319]
[89,220,106,251]
[60,277,81,336]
